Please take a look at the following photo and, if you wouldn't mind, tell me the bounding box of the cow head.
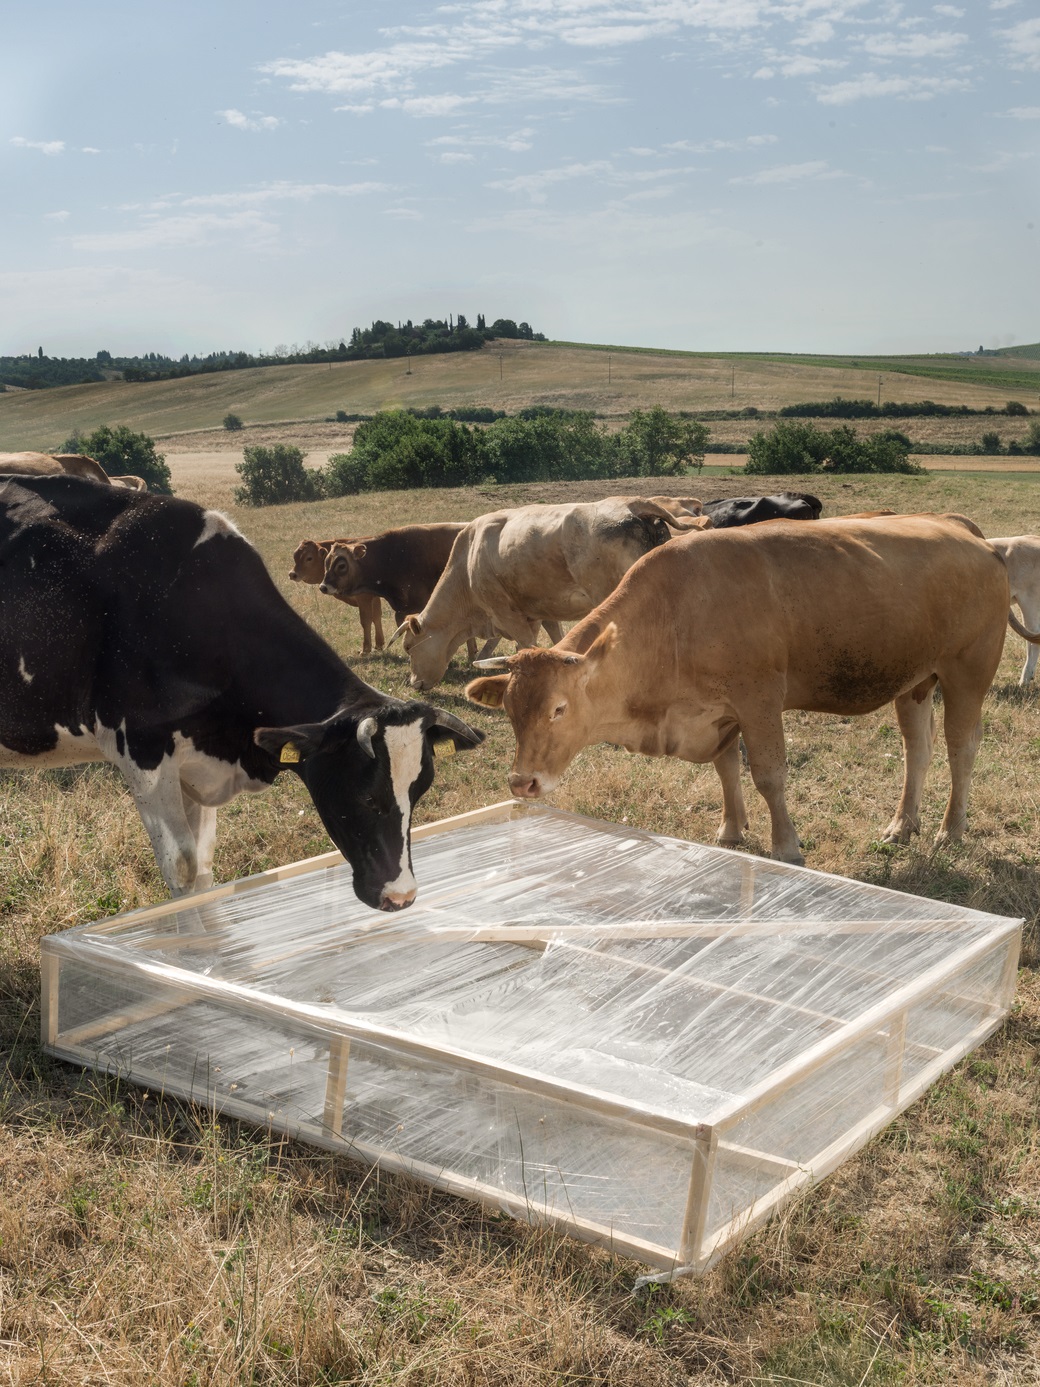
[387,614,453,692]
[465,623,618,799]
[255,701,483,911]
[320,541,365,598]
[289,539,326,585]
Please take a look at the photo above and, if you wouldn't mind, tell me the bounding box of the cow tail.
[1009,610,1040,644]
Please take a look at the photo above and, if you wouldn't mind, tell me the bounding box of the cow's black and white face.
[255,702,482,911]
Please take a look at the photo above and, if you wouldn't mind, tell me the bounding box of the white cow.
[990,536,1040,685]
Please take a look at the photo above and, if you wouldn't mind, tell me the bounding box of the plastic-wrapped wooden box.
[41,802,1020,1279]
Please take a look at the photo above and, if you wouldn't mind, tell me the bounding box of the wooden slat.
[322,1037,351,1138]
[679,1132,717,1264]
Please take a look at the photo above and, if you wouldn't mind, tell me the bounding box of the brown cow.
[289,538,385,655]
[466,514,1032,863]
[319,521,519,667]
[396,498,709,691]
[0,451,112,484]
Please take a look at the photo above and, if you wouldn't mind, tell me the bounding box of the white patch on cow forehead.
[17,656,32,685]
[194,510,247,548]
[382,721,424,895]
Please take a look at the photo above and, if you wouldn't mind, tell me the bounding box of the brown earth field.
[5,465,1040,1383]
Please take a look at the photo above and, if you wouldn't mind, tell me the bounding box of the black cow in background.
[0,477,482,911]
[703,491,823,527]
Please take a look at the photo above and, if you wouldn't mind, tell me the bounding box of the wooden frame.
[40,801,1021,1279]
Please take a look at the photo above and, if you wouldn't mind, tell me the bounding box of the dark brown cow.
[289,538,385,655]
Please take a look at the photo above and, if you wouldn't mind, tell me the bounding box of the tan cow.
[288,538,385,655]
[395,497,710,691]
[466,514,1033,864]
[989,536,1040,685]
[0,451,112,484]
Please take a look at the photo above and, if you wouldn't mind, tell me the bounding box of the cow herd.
[1,460,1037,915]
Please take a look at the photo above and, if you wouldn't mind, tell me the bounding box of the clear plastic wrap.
[41,802,1021,1278]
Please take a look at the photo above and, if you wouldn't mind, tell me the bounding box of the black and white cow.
[0,477,483,911]
[702,492,823,527]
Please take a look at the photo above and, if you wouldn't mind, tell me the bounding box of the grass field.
[3,464,1040,1384]
[2,339,1038,452]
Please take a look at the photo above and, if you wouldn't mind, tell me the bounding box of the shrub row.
[744,422,923,475]
[233,408,711,505]
[778,397,1031,419]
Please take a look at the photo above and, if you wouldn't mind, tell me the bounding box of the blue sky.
[2,0,1037,357]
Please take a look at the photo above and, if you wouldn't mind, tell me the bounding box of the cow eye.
[551,702,567,720]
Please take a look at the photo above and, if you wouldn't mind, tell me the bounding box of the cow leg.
[473,636,498,661]
[368,596,385,652]
[542,621,564,645]
[121,761,200,895]
[712,736,749,847]
[352,596,373,656]
[181,789,218,892]
[739,710,803,864]
[935,684,985,846]
[882,685,936,844]
[1016,598,1040,685]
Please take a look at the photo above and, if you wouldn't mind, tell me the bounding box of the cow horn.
[472,656,512,670]
[357,716,378,758]
[386,622,409,647]
[429,709,484,742]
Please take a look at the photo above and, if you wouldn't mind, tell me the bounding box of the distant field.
[1,339,1037,451]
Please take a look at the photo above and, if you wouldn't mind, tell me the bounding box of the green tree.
[234,445,324,506]
[745,420,920,475]
[615,408,710,476]
[65,424,173,493]
[222,412,244,431]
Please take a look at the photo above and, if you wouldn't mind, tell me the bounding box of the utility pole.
[877,375,882,408]
[608,354,611,384]
[731,363,735,401]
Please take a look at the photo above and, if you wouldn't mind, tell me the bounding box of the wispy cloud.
[45,210,70,222]
[487,160,613,201]
[70,210,279,254]
[1002,104,1040,118]
[730,159,844,185]
[139,182,389,211]
[664,134,778,152]
[863,30,968,58]
[218,109,281,131]
[999,17,1040,70]
[10,136,64,156]
[427,128,535,153]
[816,71,972,103]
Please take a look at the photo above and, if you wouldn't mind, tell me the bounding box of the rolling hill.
[0,339,1036,452]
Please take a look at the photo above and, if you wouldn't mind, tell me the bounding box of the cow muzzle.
[508,771,547,799]
[379,886,417,912]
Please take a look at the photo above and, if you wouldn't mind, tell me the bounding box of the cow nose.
[508,772,542,799]
[380,888,416,912]
[319,583,330,594]
[409,675,427,691]
[288,572,298,581]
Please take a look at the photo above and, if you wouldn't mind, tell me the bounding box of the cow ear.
[254,721,326,763]
[465,675,508,709]
[353,542,367,559]
[584,621,618,665]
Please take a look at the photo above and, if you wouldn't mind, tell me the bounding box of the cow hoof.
[716,832,744,849]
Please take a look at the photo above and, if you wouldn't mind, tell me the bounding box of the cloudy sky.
[2,0,1037,357]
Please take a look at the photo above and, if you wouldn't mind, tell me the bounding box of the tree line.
[0,316,545,390]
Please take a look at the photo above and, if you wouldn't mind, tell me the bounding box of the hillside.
[1,339,1036,452]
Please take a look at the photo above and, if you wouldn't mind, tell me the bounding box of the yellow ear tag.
[279,742,301,764]
[433,738,456,758]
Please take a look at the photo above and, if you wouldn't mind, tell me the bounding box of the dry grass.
[1,339,1036,452]
[4,467,1040,1384]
